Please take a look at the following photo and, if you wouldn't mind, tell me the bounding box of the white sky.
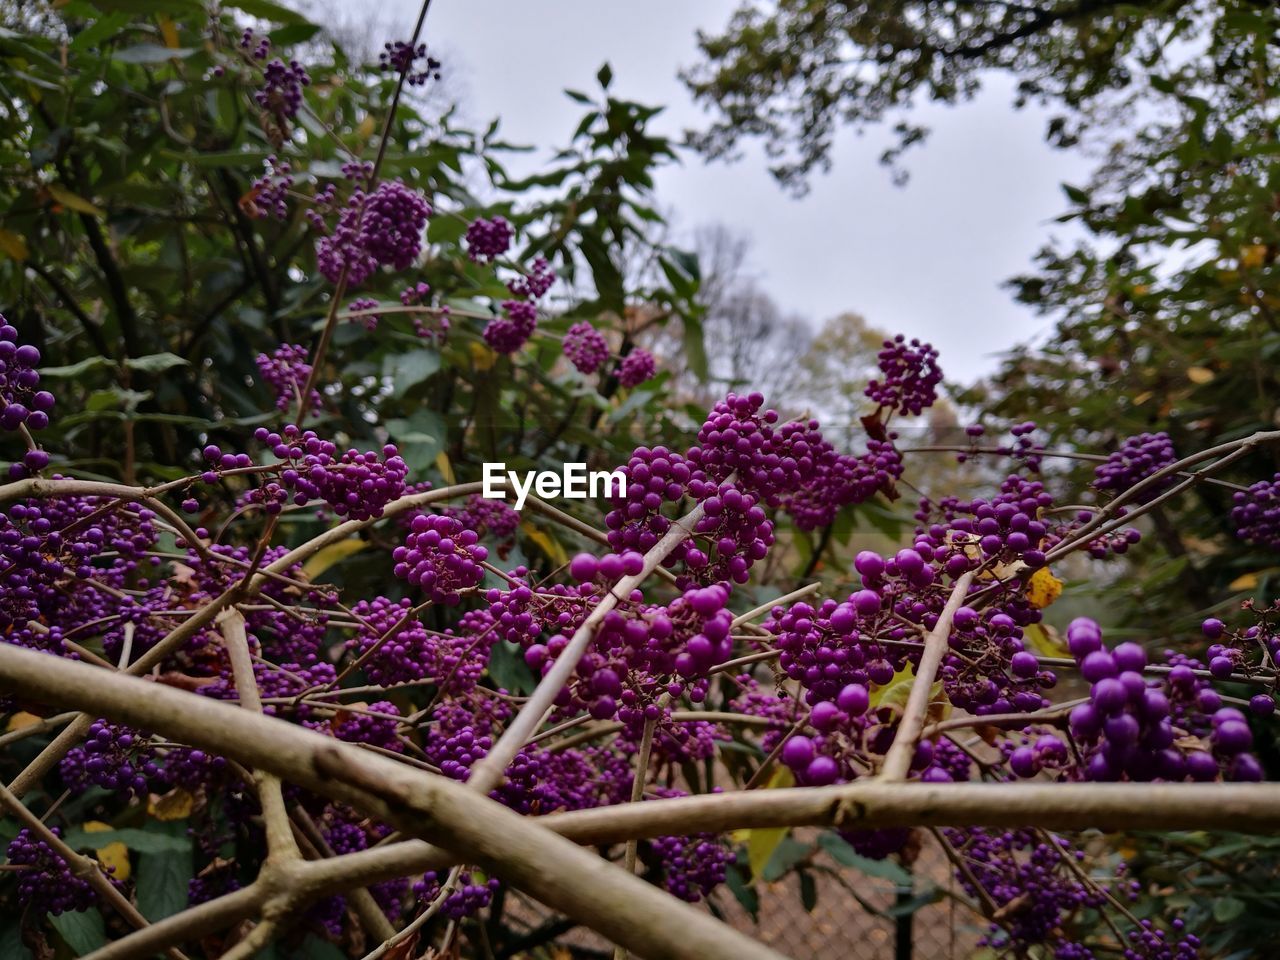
[394,0,1093,384]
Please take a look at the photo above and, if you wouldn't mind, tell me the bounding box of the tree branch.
[879,571,975,779]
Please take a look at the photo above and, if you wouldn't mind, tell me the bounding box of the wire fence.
[712,837,982,960]
[500,832,983,959]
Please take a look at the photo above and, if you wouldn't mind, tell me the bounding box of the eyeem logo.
[482,462,626,510]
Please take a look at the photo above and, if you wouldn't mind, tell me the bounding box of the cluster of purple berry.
[444,493,521,556]
[563,320,610,374]
[316,180,431,286]
[1231,472,1280,550]
[359,180,432,271]
[378,40,441,85]
[506,256,555,300]
[1094,432,1177,501]
[422,695,509,780]
[399,281,450,341]
[465,215,514,262]
[255,57,310,120]
[255,342,321,413]
[1065,617,1262,782]
[346,597,436,686]
[946,827,1108,957]
[917,473,1053,570]
[496,742,632,814]
[864,335,942,416]
[414,870,499,919]
[347,296,381,331]
[617,347,657,387]
[213,430,408,521]
[6,828,97,915]
[1201,607,1280,683]
[0,492,157,641]
[483,258,554,352]
[392,513,489,604]
[60,719,164,797]
[247,155,293,219]
[645,793,736,903]
[484,299,539,354]
[998,420,1045,471]
[521,579,728,721]
[603,445,774,587]
[0,319,55,434]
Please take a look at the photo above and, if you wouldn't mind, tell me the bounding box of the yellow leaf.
[6,711,42,732]
[1022,623,1070,658]
[83,821,131,882]
[1186,366,1214,385]
[470,341,496,371]
[302,539,367,579]
[435,451,456,486]
[358,114,376,141]
[1229,572,1259,591]
[746,826,788,881]
[47,183,105,217]
[1240,244,1268,269]
[869,662,949,723]
[1133,391,1153,406]
[870,661,916,713]
[148,788,195,821]
[158,14,180,49]
[1025,568,1064,609]
[521,523,566,568]
[0,228,28,262]
[738,767,794,879]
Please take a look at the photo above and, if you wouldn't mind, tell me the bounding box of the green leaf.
[884,888,940,917]
[112,43,195,63]
[487,640,535,695]
[386,409,446,474]
[0,918,33,960]
[798,869,818,913]
[383,348,441,395]
[89,0,202,12]
[60,826,191,853]
[762,835,811,883]
[578,231,624,311]
[49,910,106,956]
[725,865,759,920]
[269,22,323,45]
[40,356,113,378]
[597,62,613,90]
[225,0,312,24]
[69,12,132,52]
[818,832,913,885]
[1062,183,1090,204]
[681,313,709,381]
[295,938,347,960]
[136,820,194,922]
[1213,897,1247,923]
[124,352,189,373]
[89,387,152,412]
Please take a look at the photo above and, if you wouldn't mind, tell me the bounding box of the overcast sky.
[387,0,1093,384]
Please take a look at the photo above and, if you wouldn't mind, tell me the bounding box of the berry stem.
[613,712,657,960]
[879,570,976,780]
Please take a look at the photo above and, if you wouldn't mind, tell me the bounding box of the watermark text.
[481,462,626,510]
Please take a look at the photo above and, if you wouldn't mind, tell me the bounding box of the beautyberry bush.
[0,5,1277,960]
